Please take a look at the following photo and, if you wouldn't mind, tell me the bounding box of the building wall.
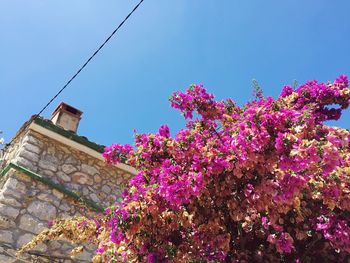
[0,129,133,262]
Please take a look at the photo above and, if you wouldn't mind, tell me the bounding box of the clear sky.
[1,1,349,147]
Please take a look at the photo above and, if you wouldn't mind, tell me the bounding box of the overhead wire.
[6,0,145,147]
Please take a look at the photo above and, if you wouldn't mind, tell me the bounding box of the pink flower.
[276,232,294,253]
[261,217,269,230]
[280,85,294,97]
[158,125,170,137]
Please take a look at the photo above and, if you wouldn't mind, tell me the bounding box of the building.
[0,103,136,262]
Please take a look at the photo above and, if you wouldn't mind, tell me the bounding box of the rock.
[81,164,99,176]
[70,183,82,192]
[98,192,106,200]
[38,155,58,172]
[37,183,50,191]
[94,174,102,183]
[0,193,22,208]
[82,188,89,195]
[47,146,56,155]
[2,177,18,190]
[108,195,117,203]
[16,173,32,183]
[14,182,26,192]
[37,193,53,202]
[116,176,125,184]
[102,185,111,194]
[0,216,15,228]
[2,177,26,192]
[23,142,41,154]
[19,214,47,234]
[48,240,62,250]
[0,230,13,243]
[59,203,70,212]
[72,172,93,185]
[57,171,71,182]
[15,157,38,172]
[19,149,39,162]
[23,134,44,148]
[61,164,78,174]
[52,189,64,199]
[72,249,93,261]
[0,204,20,219]
[0,187,22,199]
[61,243,74,252]
[85,243,97,251]
[38,169,54,177]
[27,201,57,221]
[16,233,34,247]
[89,193,100,203]
[0,253,15,263]
[32,243,48,252]
[65,156,79,165]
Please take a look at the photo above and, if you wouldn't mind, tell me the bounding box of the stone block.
[61,164,78,174]
[48,240,62,250]
[16,233,34,248]
[38,155,58,172]
[82,188,89,195]
[102,185,111,194]
[18,149,40,163]
[27,201,57,221]
[57,171,71,182]
[0,188,22,199]
[52,189,64,199]
[2,177,18,191]
[94,174,102,183]
[36,193,50,201]
[0,253,16,263]
[59,203,70,212]
[19,214,47,234]
[98,192,106,200]
[72,172,93,185]
[0,230,13,244]
[15,157,38,172]
[89,193,100,203]
[0,193,22,208]
[23,134,44,148]
[64,156,80,165]
[72,249,93,261]
[23,143,41,154]
[38,192,60,204]
[16,173,32,183]
[0,204,20,219]
[2,177,26,192]
[0,216,15,229]
[81,164,99,176]
[38,169,54,177]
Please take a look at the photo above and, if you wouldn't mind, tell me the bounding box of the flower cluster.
[102,143,133,164]
[21,76,350,262]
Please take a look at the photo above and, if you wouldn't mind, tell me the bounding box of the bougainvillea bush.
[20,76,350,262]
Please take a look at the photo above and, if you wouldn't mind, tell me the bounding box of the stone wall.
[0,129,134,262]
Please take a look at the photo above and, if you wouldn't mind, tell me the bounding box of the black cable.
[6,0,144,147]
[36,0,144,118]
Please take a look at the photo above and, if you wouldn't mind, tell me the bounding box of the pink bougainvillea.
[96,75,350,262]
[20,76,350,262]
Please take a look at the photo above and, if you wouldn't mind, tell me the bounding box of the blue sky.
[1,1,349,146]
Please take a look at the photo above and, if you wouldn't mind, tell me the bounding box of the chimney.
[51,102,83,133]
